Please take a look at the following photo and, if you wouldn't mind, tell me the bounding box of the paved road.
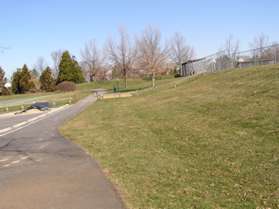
[0,113,43,130]
[0,95,125,209]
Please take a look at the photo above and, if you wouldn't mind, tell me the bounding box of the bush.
[28,80,39,93]
[174,73,182,78]
[56,81,76,92]
[0,87,11,96]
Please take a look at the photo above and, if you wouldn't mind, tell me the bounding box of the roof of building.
[182,58,206,65]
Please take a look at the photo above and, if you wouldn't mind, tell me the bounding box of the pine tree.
[12,65,34,94]
[19,64,33,93]
[40,66,55,92]
[12,69,22,94]
[57,51,85,84]
[0,67,6,94]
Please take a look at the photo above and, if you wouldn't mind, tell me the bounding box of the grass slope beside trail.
[0,90,90,113]
[77,76,175,92]
[61,65,279,209]
[0,78,162,113]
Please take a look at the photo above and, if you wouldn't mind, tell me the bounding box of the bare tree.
[223,35,239,60]
[170,32,194,69]
[217,35,240,69]
[136,26,168,88]
[250,34,269,58]
[105,28,136,88]
[51,50,63,78]
[35,57,47,73]
[81,40,103,82]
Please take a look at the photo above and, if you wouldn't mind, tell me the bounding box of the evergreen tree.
[0,67,6,94]
[12,65,34,94]
[40,66,55,92]
[57,51,84,84]
[20,64,33,92]
[12,69,22,94]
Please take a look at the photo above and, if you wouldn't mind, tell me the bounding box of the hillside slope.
[61,65,279,209]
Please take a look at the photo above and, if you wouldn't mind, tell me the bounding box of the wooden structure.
[180,58,205,77]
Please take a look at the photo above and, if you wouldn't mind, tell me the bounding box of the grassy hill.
[61,65,279,209]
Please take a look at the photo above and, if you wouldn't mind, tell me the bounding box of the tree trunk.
[152,72,156,88]
[124,69,127,88]
[124,75,127,89]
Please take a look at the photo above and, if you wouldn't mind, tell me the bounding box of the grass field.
[61,65,279,209]
[0,90,88,113]
[0,78,164,113]
[77,76,175,92]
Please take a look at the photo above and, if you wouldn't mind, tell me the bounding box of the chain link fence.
[180,44,279,77]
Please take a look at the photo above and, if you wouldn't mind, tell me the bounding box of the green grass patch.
[0,90,88,112]
[62,65,278,208]
[0,78,164,113]
[77,77,174,93]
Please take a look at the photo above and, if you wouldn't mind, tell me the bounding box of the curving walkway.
[0,94,125,209]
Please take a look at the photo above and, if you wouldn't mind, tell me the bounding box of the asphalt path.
[0,94,125,209]
[0,113,43,130]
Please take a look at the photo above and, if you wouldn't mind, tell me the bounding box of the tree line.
[0,27,276,96]
[0,51,84,95]
[1,26,194,95]
[81,26,194,88]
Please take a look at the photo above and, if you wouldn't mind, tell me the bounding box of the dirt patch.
[101,93,133,100]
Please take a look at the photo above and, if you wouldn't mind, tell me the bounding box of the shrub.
[56,81,76,92]
[174,73,182,78]
[0,87,11,96]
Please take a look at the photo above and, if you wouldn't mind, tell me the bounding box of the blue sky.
[0,0,278,78]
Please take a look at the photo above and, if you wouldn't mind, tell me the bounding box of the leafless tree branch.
[81,40,103,82]
[170,32,194,66]
[136,26,168,87]
[51,50,63,78]
[105,27,136,88]
[223,35,239,60]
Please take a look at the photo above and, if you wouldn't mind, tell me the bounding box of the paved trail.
[0,95,125,209]
[0,113,43,130]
